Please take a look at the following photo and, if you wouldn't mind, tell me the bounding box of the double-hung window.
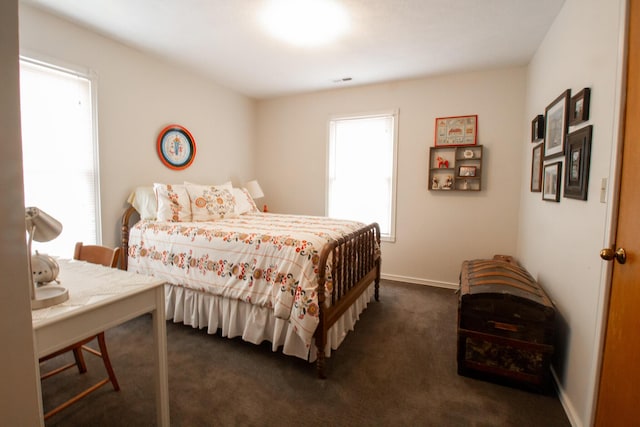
[19,57,100,257]
[327,111,398,242]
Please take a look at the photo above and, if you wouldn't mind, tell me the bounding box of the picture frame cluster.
[530,87,592,202]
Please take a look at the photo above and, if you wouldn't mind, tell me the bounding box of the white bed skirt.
[165,282,375,362]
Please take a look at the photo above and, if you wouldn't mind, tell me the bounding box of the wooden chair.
[39,242,122,420]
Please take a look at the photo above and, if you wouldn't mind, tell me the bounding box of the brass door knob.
[600,247,627,264]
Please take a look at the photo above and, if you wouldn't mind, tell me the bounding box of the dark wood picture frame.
[569,88,591,126]
[564,125,592,200]
[434,115,478,147]
[544,89,571,159]
[531,143,543,192]
[543,161,562,202]
[531,115,544,142]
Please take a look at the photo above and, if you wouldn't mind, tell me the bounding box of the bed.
[120,183,381,378]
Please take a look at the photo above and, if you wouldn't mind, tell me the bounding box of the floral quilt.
[127,212,367,349]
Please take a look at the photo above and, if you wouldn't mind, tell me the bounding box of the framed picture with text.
[434,115,478,147]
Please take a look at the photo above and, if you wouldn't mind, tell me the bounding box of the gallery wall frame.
[530,143,543,192]
[531,114,544,142]
[544,89,571,159]
[569,88,591,127]
[543,161,562,202]
[564,125,593,200]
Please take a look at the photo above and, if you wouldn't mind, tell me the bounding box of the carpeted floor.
[41,280,571,426]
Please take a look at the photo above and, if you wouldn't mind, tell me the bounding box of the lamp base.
[31,285,69,310]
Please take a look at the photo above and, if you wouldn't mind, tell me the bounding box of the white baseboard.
[551,367,581,427]
[380,273,458,290]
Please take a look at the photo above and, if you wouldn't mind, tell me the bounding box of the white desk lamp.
[25,207,68,310]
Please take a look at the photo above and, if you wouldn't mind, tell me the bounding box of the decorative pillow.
[153,183,191,222]
[185,183,238,221]
[127,186,157,220]
[232,187,260,214]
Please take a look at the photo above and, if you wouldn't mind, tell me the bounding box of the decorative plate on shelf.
[156,124,196,170]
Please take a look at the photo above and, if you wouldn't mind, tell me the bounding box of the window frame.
[326,109,399,242]
[19,53,103,251]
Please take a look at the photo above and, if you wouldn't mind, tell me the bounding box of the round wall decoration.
[156,124,196,170]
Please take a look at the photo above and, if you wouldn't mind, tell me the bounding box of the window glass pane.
[20,59,99,258]
[328,113,396,239]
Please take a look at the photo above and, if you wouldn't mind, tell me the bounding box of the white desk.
[32,259,169,426]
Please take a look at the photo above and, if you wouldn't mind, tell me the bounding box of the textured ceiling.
[21,0,565,99]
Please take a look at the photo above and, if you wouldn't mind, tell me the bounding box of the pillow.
[127,186,157,220]
[232,187,259,214]
[153,183,192,222]
[185,183,238,221]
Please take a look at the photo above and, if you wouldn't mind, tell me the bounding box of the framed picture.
[435,115,477,147]
[531,115,544,142]
[543,161,562,202]
[458,165,477,177]
[530,143,543,192]
[544,90,570,159]
[569,88,591,126]
[564,125,593,200]
[156,124,197,170]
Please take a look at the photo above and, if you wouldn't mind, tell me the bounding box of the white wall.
[0,0,44,424]
[18,4,256,250]
[517,0,626,425]
[256,68,526,285]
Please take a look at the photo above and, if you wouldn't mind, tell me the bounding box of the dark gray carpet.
[41,280,570,426]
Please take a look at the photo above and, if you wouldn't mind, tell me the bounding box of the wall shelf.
[429,145,483,191]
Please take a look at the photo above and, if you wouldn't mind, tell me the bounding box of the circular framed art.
[156,124,196,170]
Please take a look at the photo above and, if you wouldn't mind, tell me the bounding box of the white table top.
[32,258,165,328]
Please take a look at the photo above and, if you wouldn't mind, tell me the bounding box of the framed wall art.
[543,161,562,202]
[434,115,477,147]
[157,124,196,170]
[531,115,544,142]
[530,143,543,192]
[544,89,570,159]
[564,125,592,200]
[458,165,477,177]
[569,88,591,126]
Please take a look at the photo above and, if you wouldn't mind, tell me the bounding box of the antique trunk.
[457,256,556,392]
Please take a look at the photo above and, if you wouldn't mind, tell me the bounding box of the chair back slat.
[73,242,120,268]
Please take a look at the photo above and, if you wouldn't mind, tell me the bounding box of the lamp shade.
[25,207,68,309]
[25,207,63,242]
[244,180,264,199]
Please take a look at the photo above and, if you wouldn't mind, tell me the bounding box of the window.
[327,111,398,241]
[20,57,100,258]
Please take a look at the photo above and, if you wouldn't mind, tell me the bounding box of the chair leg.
[96,332,120,391]
[72,346,88,373]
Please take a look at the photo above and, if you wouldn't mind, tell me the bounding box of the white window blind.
[20,58,100,258]
[328,111,398,241]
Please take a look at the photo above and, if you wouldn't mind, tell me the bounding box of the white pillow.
[127,186,157,220]
[185,183,238,221]
[153,183,191,222]
[232,187,259,215]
